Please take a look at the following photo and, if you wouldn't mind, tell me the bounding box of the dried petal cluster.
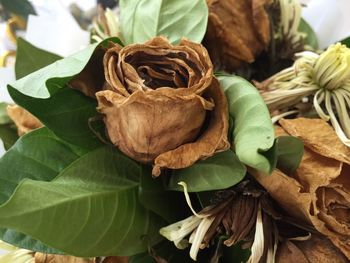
[204,0,272,71]
[160,181,287,262]
[253,118,350,259]
[258,43,350,146]
[96,37,229,176]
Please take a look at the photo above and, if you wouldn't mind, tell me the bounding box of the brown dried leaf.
[274,125,288,137]
[252,151,350,259]
[7,105,42,136]
[276,235,348,263]
[260,119,350,258]
[96,37,229,176]
[34,253,95,263]
[279,118,350,165]
[276,240,309,263]
[204,0,271,71]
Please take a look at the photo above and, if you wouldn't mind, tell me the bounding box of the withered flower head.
[259,43,350,146]
[203,0,272,71]
[96,37,229,176]
[160,181,297,262]
[253,118,350,260]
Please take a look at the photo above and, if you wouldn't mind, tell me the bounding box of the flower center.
[125,51,202,89]
[313,43,350,91]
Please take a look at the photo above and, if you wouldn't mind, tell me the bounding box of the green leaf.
[0,102,18,150]
[0,127,85,204]
[276,136,304,174]
[218,75,277,174]
[139,165,189,222]
[0,146,163,256]
[341,37,350,47]
[222,241,251,263]
[0,124,18,150]
[298,18,318,50]
[9,39,109,99]
[0,102,11,125]
[0,127,86,253]
[130,240,192,263]
[8,38,122,149]
[120,0,208,44]
[0,0,36,20]
[168,150,246,192]
[0,229,61,254]
[15,38,62,79]
[8,87,103,150]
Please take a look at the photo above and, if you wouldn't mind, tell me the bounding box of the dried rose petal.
[253,118,350,259]
[276,235,348,263]
[7,105,42,136]
[203,0,271,71]
[96,37,229,176]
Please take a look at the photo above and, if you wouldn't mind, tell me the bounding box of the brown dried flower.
[253,118,350,260]
[96,37,229,176]
[203,0,272,71]
[7,105,42,136]
[160,181,308,262]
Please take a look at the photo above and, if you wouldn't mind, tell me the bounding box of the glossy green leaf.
[168,150,246,192]
[0,102,11,124]
[0,229,61,254]
[0,0,36,20]
[139,166,189,222]
[120,0,208,44]
[0,124,18,150]
[298,18,318,50]
[130,240,192,263]
[218,75,277,174]
[15,38,62,79]
[0,127,85,204]
[8,39,116,99]
[8,87,103,150]
[0,146,163,256]
[341,37,350,47]
[0,103,18,150]
[0,127,86,253]
[8,38,122,149]
[222,241,251,263]
[276,136,304,174]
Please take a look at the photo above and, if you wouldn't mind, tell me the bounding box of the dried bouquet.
[0,0,349,263]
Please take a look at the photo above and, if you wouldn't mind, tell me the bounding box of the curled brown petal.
[279,118,350,165]
[204,0,271,71]
[152,78,230,176]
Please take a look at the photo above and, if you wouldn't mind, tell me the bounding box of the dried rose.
[252,118,350,259]
[96,37,229,176]
[203,0,272,71]
[7,105,43,136]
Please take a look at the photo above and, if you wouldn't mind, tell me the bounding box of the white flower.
[261,43,350,147]
[0,240,34,263]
